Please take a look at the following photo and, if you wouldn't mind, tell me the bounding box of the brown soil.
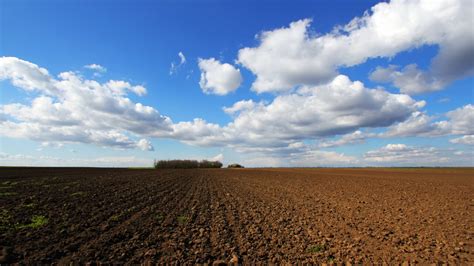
[0,167,473,264]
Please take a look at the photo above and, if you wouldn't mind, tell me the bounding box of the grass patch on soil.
[0,192,17,196]
[110,214,122,222]
[177,215,189,224]
[155,213,164,221]
[1,212,48,231]
[29,215,48,228]
[17,215,48,229]
[2,181,18,186]
[21,203,36,208]
[0,211,12,231]
[0,209,12,228]
[307,244,327,253]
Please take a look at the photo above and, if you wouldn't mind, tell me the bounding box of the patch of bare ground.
[0,167,472,263]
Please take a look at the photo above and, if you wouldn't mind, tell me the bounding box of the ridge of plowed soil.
[1,167,473,264]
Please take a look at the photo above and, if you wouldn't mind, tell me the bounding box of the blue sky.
[0,0,473,167]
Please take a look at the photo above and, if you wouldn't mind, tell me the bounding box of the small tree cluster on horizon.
[154,159,223,169]
[228,163,244,168]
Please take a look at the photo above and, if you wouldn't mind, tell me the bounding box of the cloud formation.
[175,75,425,150]
[369,64,443,95]
[383,104,474,137]
[317,130,372,148]
[84,63,107,73]
[0,52,471,166]
[209,153,224,162]
[198,58,242,95]
[364,144,471,166]
[450,135,474,145]
[240,150,358,167]
[0,152,152,167]
[237,0,473,93]
[0,57,170,150]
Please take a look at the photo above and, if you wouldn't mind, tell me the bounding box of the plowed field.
[1,167,473,264]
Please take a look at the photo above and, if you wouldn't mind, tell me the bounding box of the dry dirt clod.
[229,254,239,264]
[0,246,12,263]
[144,249,156,257]
[212,259,227,265]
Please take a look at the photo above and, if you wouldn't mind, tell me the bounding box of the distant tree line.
[154,159,223,169]
[228,163,244,168]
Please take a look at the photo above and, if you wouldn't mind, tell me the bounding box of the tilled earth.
[0,167,473,264]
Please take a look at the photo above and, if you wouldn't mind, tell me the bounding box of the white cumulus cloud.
[0,152,152,167]
[171,75,425,151]
[318,130,374,148]
[84,64,107,73]
[237,0,473,93]
[209,153,224,162]
[198,58,242,95]
[0,56,169,150]
[369,64,444,95]
[364,144,472,166]
[223,100,259,115]
[383,104,474,137]
[450,135,474,145]
[106,80,147,96]
[137,139,154,151]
